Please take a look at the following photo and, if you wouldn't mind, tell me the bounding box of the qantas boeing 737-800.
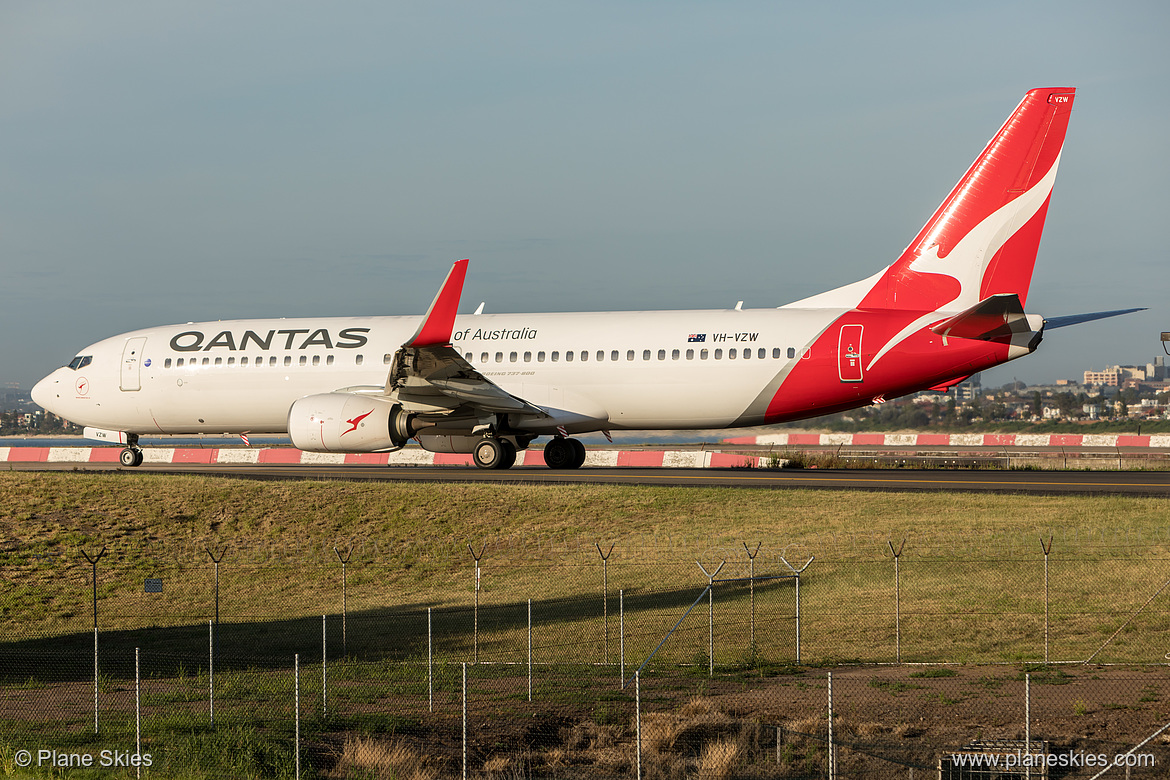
[31,87,1139,469]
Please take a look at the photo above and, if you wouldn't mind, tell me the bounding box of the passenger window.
[215,357,223,366]
[715,349,723,359]
[551,351,559,362]
[610,351,618,361]
[384,354,393,365]
[465,353,473,361]
[757,348,765,359]
[355,355,363,366]
[509,352,518,363]
[626,350,634,361]
[700,349,708,360]
[165,358,173,368]
[327,355,334,366]
[672,349,680,360]
[228,357,235,366]
[686,349,694,360]
[729,349,737,359]
[283,356,291,366]
[524,351,532,362]
[202,358,210,366]
[787,347,796,359]
[538,351,546,362]
[299,356,307,366]
[566,351,575,362]
[271,356,278,366]
[312,355,320,366]
[802,347,811,359]
[481,352,489,363]
[176,358,184,367]
[495,352,503,363]
[773,348,781,359]
[643,350,651,360]
[658,349,666,360]
[743,349,751,360]
[580,351,588,362]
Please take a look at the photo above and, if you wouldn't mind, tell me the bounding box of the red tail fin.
[862,87,1076,312]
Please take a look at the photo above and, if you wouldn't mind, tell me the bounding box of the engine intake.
[288,394,415,453]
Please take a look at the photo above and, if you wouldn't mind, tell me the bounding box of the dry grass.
[331,736,441,780]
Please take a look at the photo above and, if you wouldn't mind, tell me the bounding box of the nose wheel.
[119,434,143,467]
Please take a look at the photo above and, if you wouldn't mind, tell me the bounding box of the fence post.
[1025,672,1031,780]
[81,546,106,735]
[828,670,835,779]
[1040,536,1053,663]
[597,542,615,661]
[527,598,533,702]
[780,554,814,664]
[462,662,468,780]
[889,539,905,664]
[206,545,225,678]
[428,607,433,712]
[468,544,486,664]
[744,542,762,648]
[635,670,642,780]
[135,647,141,780]
[619,589,625,687]
[697,560,726,676]
[294,653,301,780]
[208,620,214,726]
[322,614,327,718]
[334,546,352,657]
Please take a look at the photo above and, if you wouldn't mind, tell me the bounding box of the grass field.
[3,473,1170,777]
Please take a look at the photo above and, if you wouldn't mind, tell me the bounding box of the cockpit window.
[67,356,93,370]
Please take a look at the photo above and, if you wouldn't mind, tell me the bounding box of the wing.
[385,259,547,419]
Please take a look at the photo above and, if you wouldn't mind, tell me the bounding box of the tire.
[133,450,144,467]
[543,437,574,469]
[498,439,517,469]
[473,438,504,470]
[567,438,587,469]
[120,448,140,467]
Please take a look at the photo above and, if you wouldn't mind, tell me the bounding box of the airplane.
[32,87,1141,469]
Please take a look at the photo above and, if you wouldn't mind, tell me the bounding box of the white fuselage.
[33,307,838,436]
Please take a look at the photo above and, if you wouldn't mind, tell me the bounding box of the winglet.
[404,259,469,347]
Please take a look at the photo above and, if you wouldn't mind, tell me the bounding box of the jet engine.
[288,393,416,453]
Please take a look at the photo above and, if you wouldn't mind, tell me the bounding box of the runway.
[12,460,1170,497]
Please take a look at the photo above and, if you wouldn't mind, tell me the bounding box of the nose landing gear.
[119,434,144,467]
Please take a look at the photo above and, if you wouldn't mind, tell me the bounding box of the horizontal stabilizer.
[929,293,1033,342]
[1044,307,1145,330]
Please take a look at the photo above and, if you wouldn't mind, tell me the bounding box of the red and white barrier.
[722,432,1170,448]
[0,446,765,468]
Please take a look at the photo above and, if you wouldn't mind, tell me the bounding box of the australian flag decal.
[688,334,706,343]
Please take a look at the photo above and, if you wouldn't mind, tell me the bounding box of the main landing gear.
[470,435,586,470]
[119,434,143,467]
[543,436,586,470]
[472,437,517,470]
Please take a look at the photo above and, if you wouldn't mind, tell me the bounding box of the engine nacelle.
[288,393,414,453]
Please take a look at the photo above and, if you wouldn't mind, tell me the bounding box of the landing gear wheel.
[544,437,585,470]
[567,438,587,469]
[120,448,143,467]
[473,438,515,470]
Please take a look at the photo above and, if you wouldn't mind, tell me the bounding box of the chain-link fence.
[3,540,1169,777]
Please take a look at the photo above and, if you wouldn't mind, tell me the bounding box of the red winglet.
[404,259,469,347]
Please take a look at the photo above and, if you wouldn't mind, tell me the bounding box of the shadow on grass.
[0,578,795,683]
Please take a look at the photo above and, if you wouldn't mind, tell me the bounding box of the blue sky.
[2,1,1167,391]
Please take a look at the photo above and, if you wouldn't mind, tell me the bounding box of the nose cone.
[31,371,62,414]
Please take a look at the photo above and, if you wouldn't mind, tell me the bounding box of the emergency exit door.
[837,325,863,383]
[120,337,147,391]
